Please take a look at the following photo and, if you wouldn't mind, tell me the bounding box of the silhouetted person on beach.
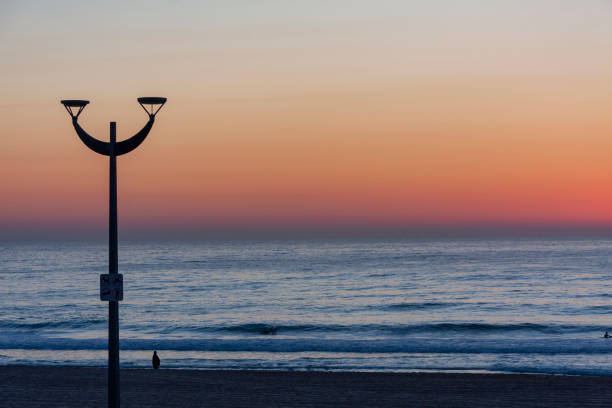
[604,331,610,338]
[152,351,160,369]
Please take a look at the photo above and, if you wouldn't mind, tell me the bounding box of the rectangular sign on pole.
[100,274,123,301]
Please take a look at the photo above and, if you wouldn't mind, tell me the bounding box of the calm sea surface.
[2,238,612,375]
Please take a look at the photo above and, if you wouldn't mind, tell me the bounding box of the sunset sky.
[1,1,612,239]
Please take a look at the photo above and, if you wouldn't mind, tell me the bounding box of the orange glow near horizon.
[2,2,612,237]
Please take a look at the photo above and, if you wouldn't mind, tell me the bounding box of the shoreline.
[4,366,612,407]
[2,364,596,377]
[4,362,605,377]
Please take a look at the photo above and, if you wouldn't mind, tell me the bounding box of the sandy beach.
[3,367,612,407]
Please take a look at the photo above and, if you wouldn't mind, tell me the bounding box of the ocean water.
[2,238,612,375]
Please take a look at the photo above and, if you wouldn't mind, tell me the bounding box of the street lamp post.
[61,97,167,408]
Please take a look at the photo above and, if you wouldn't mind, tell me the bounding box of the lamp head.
[137,97,167,116]
[61,99,89,118]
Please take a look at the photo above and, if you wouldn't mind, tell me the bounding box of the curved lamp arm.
[72,115,155,156]
[115,115,154,156]
[73,117,110,156]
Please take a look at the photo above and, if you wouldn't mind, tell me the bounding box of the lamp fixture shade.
[61,100,90,107]
[137,97,167,116]
[61,99,90,118]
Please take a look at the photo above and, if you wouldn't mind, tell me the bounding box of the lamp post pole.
[108,121,119,408]
[61,98,167,408]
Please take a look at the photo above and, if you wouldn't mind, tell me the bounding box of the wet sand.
[3,366,612,407]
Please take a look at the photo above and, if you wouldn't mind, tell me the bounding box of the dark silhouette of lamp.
[60,97,166,408]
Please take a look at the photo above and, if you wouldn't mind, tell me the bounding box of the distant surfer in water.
[604,331,610,338]
[152,351,160,369]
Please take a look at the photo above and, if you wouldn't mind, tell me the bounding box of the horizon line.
[4,224,612,241]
